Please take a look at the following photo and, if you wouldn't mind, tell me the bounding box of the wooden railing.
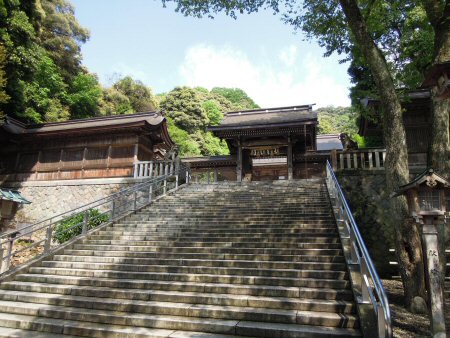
[332,149,386,171]
[133,160,177,179]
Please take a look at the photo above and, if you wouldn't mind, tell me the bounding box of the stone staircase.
[0,180,361,337]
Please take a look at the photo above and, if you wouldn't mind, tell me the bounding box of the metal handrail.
[325,160,392,338]
[0,162,191,274]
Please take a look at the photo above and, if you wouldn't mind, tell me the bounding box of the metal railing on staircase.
[325,160,392,338]
[0,163,191,275]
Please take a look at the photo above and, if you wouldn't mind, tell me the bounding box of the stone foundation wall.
[336,171,396,277]
[2,177,144,230]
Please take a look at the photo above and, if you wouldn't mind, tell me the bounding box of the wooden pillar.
[287,135,293,180]
[236,139,242,182]
[330,149,338,171]
[133,144,139,163]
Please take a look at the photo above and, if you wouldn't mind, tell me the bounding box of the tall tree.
[113,76,158,112]
[0,44,9,118]
[39,0,90,81]
[422,0,450,178]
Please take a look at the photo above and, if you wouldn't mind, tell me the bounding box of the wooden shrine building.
[198,105,323,181]
[359,89,435,171]
[0,112,175,182]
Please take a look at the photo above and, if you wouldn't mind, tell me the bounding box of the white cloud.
[179,44,350,108]
[279,45,298,67]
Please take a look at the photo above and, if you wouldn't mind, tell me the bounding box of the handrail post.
[111,200,115,220]
[44,224,53,252]
[82,210,88,235]
[0,245,4,273]
[163,179,167,195]
[175,174,179,189]
[2,237,14,272]
[149,185,153,203]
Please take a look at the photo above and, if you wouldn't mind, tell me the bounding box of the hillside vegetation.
[0,0,359,156]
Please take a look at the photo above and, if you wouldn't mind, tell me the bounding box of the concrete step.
[61,250,346,262]
[1,282,355,302]
[71,244,344,252]
[51,256,347,270]
[22,270,351,288]
[81,238,341,246]
[36,262,349,279]
[15,274,351,295]
[0,179,361,337]
[0,306,361,337]
[0,290,356,316]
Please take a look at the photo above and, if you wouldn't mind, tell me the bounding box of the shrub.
[54,209,109,244]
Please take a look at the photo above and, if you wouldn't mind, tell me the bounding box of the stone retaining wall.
[336,171,396,277]
[2,178,144,230]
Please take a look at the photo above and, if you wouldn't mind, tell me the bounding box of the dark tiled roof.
[316,134,343,151]
[2,112,164,135]
[0,189,31,204]
[209,105,316,130]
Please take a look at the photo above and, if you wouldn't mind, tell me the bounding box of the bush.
[54,209,109,244]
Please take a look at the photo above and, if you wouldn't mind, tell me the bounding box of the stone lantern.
[394,168,449,338]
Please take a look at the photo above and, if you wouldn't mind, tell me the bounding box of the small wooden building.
[0,112,175,182]
[359,89,434,170]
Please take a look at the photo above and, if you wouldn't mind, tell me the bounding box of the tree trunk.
[425,0,450,179]
[339,0,427,309]
[423,0,450,304]
[428,96,449,178]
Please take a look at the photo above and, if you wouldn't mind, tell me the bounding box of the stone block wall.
[1,177,143,231]
[336,171,396,277]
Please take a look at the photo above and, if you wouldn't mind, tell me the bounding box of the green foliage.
[160,86,254,156]
[160,86,209,133]
[113,76,158,112]
[317,106,358,137]
[0,44,9,118]
[54,209,109,244]
[20,55,68,123]
[202,100,223,125]
[39,0,90,81]
[166,116,202,156]
[210,87,259,110]
[68,73,102,119]
[353,134,384,148]
[99,87,133,116]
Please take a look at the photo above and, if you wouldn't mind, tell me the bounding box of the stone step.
[0,180,361,337]
[38,262,348,279]
[0,300,360,332]
[70,245,344,255]
[61,250,346,263]
[111,222,337,228]
[50,255,347,270]
[81,237,341,246]
[0,311,361,337]
[15,274,351,295]
[0,290,356,316]
[25,268,350,287]
[72,243,343,252]
[2,281,354,302]
[100,227,339,235]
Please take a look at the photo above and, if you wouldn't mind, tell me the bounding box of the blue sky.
[71,0,351,107]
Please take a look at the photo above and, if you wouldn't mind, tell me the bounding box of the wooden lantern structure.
[423,61,450,100]
[394,168,449,337]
